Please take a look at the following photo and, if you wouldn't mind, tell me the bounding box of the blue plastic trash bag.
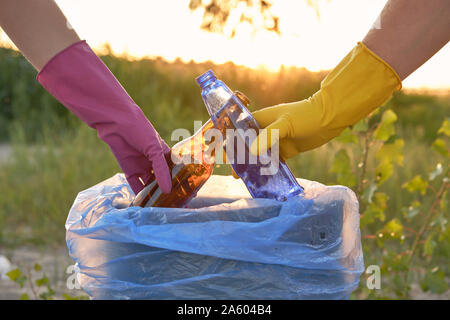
[66,174,364,300]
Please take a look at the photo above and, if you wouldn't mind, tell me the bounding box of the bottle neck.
[196,70,217,89]
[197,70,234,116]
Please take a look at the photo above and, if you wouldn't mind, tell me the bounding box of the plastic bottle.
[196,70,303,201]
[132,92,250,208]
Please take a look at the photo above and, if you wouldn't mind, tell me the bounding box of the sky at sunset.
[1,0,449,89]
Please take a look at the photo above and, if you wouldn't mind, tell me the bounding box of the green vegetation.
[6,263,88,300]
[0,46,449,299]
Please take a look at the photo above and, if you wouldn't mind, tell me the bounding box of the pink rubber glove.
[37,40,172,195]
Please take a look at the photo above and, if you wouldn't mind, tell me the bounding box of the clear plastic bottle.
[196,70,303,201]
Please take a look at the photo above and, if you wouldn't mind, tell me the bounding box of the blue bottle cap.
[196,70,216,89]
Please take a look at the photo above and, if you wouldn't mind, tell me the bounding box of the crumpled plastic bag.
[66,174,364,299]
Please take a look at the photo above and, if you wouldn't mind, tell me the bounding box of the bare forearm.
[0,0,80,71]
[363,0,450,80]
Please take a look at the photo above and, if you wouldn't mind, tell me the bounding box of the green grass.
[0,105,446,247]
[0,45,448,245]
[0,125,118,247]
[0,45,449,298]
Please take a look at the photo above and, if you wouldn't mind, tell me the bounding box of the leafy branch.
[405,176,449,280]
[337,108,449,299]
[188,0,328,37]
[6,263,88,300]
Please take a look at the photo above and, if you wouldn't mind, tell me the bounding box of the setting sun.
[1,0,447,89]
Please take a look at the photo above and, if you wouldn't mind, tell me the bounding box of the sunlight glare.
[1,0,448,89]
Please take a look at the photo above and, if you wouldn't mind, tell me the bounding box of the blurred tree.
[188,0,326,37]
[189,0,280,37]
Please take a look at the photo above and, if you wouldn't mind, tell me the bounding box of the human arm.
[363,0,450,81]
[250,0,450,159]
[0,0,172,194]
[0,0,80,71]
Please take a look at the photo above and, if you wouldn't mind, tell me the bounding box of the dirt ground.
[0,246,87,300]
[0,143,11,163]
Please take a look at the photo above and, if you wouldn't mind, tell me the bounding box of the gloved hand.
[250,42,402,159]
[37,40,172,195]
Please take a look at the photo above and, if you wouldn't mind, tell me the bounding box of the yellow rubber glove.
[250,42,402,160]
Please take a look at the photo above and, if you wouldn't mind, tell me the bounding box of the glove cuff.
[358,41,402,91]
[37,40,88,77]
[319,42,403,131]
